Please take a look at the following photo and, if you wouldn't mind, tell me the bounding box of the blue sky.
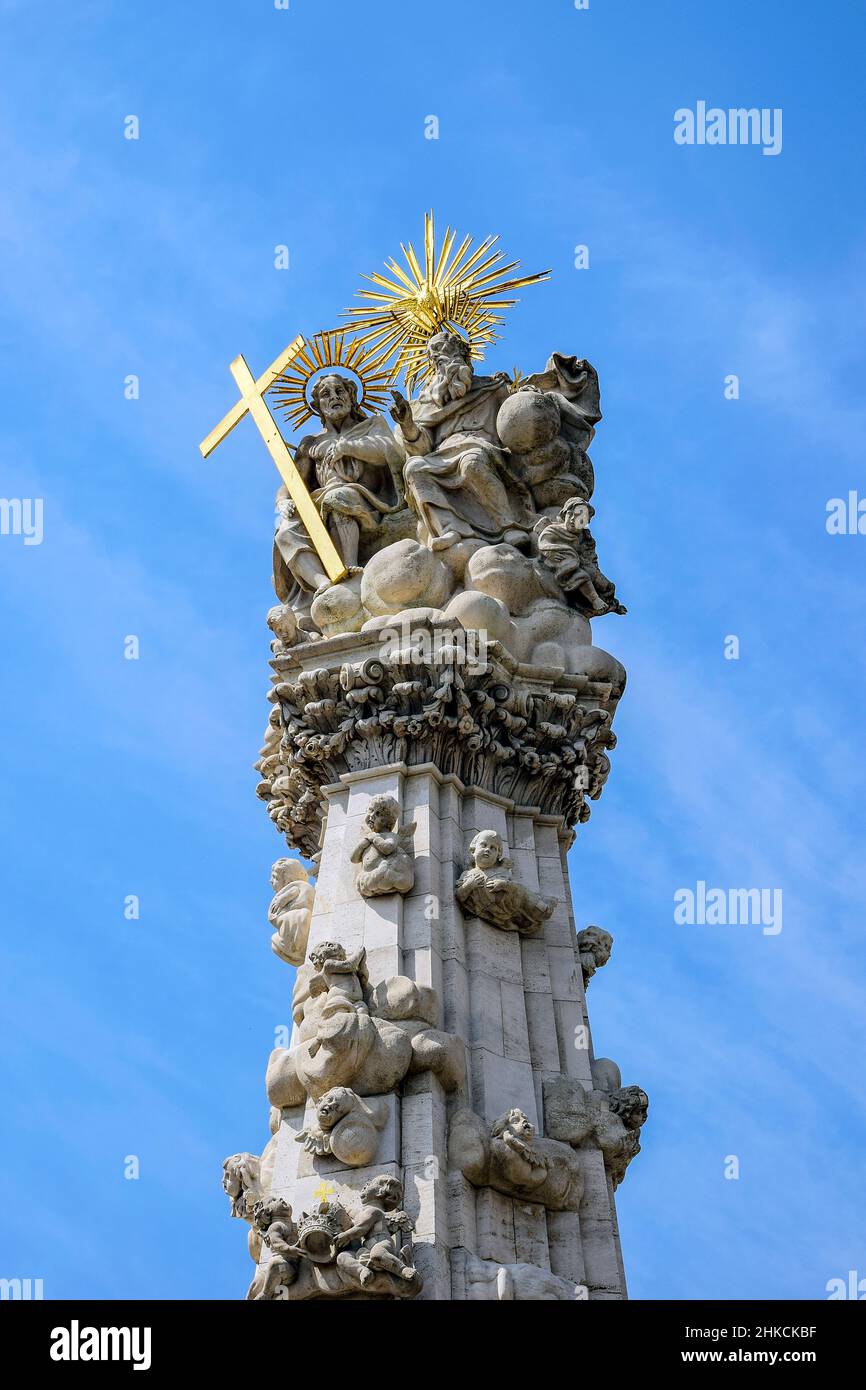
[1,0,864,1300]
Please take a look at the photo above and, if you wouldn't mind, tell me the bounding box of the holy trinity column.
[213,215,648,1301]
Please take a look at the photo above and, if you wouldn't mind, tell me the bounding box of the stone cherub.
[350,794,416,897]
[544,1069,649,1189]
[247,1178,422,1301]
[267,857,316,966]
[333,1175,420,1292]
[449,1106,583,1211]
[455,829,556,935]
[577,924,613,988]
[222,1152,263,1238]
[296,940,372,1043]
[246,1197,299,1301]
[222,1111,281,1267]
[267,941,464,1105]
[266,602,298,656]
[295,1086,387,1168]
[537,495,626,618]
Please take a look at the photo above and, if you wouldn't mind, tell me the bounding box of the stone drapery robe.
[397,376,535,543]
[273,414,404,600]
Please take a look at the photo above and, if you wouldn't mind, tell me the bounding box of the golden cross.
[199,335,348,584]
[313,1179,336,1203]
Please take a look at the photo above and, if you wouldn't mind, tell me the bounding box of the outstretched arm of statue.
[265,1223,299,1258]
[390,390,429,453]
[390,458,406,506]
[281,1249,304,1266]
[334,430,398,467]
[313,438,345,467]
[389,388,414,430]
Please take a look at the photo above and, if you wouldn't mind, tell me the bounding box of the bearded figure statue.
[389,330,536,553]
[273,372,405,604]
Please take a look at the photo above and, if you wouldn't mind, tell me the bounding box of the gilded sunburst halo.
[334,211,551,392]
[268,330,399,433]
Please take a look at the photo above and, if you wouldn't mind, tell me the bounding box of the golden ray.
[335,211,550,391]
[268,329,400,433]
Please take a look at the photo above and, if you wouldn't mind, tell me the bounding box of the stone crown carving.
[247,1176,422,1302]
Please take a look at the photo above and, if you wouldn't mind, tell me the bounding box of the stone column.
[223,618,647,1302]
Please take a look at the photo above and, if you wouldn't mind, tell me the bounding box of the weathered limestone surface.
[223,328,647,1300]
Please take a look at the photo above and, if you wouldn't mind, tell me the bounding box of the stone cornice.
[255,623,621,857]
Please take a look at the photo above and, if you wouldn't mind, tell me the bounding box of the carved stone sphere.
[361,538,451,617]
[310,572,364,636]
[496,389,561,454]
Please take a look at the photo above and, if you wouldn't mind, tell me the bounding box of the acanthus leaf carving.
[255,635,622,856]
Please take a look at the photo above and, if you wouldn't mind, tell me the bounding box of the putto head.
[469,828,506,871]
[360,1173,404,1209]
[580,924,613,967]
[266,603,297,647]
[309,940,347,969]
[491,1107,536,1142]
[271,857,308,890]
[221,1152,260,1218]
[561,494,594,529]
[252,1195,293,1233]
[315,1087,353,1128]
[365,793,399,833]
[610,1086,649,1130]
